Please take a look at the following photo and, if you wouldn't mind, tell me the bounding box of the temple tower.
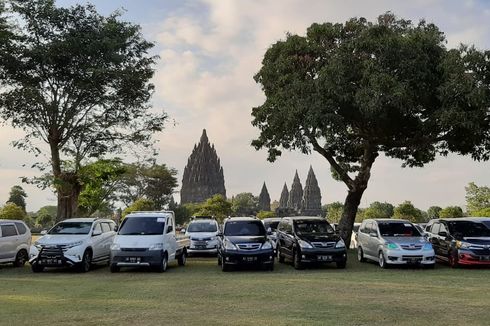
[288,170,303,212]
[180,129,226,204]
[301,166,322,216]
[258,182,271,211]
[278,183,289,209]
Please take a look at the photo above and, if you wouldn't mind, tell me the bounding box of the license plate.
[126,257,141,263]
[243,256,257,262]
[195,245,206,249]
[318,255,332,261]
[194,241,206,246]
[42,258,61,265]
[407,258,421,263]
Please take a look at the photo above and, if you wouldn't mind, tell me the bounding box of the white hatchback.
[0,220,31,267]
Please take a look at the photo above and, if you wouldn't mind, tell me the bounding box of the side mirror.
[114,225,118,232]
[40,230,47,235]
[267,227,272,235]
[92,229,102,236]
[438,231,448,237]
[369,232,378,238]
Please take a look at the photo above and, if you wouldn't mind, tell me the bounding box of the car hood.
[36,234,88,245]
[298,234,340,243]
[187,232,217,240]
[383,237,427,245]
[460,237,490,245]
[226,236,267,244]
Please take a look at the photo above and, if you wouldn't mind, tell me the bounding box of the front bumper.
[383,248,435,265]
[298,247,347,264]
[111,249,164,267]
[188,239,219,254]
[456,249,490,265]
[29,246,82,267]
[221,249,274,266]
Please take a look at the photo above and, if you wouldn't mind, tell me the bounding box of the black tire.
[378,251,388,269]
[177,250,187,266]
[31,263,44,273]
[217,254,222,266]
[268,262,274,271]
[424,263,435,269]
[156,254,168,273]
[14,249,28,267]
[277,246,285,263]
[221,259,230,272]
[78,249,92,273]
[336,260,347,269]
[357,247,366,263]
[293,249,303,270]
[110,263,120,273]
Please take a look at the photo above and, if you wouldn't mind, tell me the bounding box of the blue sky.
[1,0,489,212]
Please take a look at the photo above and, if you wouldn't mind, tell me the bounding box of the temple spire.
[279,183,289,208]
[258,182,271,211]
[302,166,322,216]
[288,170,303,212]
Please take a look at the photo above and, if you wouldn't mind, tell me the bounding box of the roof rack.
[191,215,214,220]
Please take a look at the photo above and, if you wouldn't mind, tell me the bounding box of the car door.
[276,221,286,254]
[357,221,369,254]
[100,222,114,258]
[437,222,451,257]
[0,224,19,260]
[90,223,106,260]
[429,223,441,256]
[166,216,177,260]
[363,221,375,257]
[282,219,295,259]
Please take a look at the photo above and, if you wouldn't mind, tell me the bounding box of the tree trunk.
[56,172,82,222]
[338,186,366,245]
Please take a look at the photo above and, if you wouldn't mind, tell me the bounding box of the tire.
[78,249,92,273]
[156,254,168,273]
[177,250,187,266]
[336,260,347,269]
[277,246,285,263]
[221,260,230,272]
[14,249,28,267]
[293,249,303,270]
[424,263,435,269]
[31,263,44,273]
[110,263,120,273]
[448,252,458,268]
[378,251,388,269]
[217,254,222,266]
[357,247,366,263]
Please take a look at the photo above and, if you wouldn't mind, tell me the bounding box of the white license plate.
[243,256,257,262]
[318,255,332,261]
[127,257,141,263]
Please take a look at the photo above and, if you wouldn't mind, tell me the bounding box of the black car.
[276,216,347,269]
[425,218,490,267]
[218,217,274,271]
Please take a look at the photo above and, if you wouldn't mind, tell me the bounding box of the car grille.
[121,248,147,252]
[311,242,336,249]
[236,243,261,250]
[39,246,64,258]
[39,245,68,253]
[400,244,423,250]
[191,237,213,241]
[402,255,423,261]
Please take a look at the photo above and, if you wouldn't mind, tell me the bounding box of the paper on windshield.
[157,218,165,223]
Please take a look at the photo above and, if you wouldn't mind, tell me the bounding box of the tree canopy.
[465,182,490,216]
[7,185,27,211]
[363,201,394,219]
[439,206,464,218]
[393,201,425,223]
[0,0,167,220]
[231,192,259,216]
[0,202,26,219]
[252,12,490,243]
[196,195,232,223]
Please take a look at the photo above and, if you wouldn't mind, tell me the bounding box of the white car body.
[29,218,116,272]
[0,220,31,266]
[186,218,220,255]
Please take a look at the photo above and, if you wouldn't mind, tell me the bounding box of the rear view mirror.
[40,230,47,235]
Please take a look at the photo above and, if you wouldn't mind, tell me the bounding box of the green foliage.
[0,202,26,219]
[470,207,490,217]
[35,205,57,227]
[363,201,394,219]
[439,206,464,218]
[122,198,155,218]
[256,211,276,219]
[324,202,343,223]
[427,206,442,219]
[393,201,425,223]
[196,195,232,223]
[231,193,258,216]
[465,182,490,215]
[7,185,27,211]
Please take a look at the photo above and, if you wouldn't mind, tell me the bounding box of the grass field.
[1,251,489,326]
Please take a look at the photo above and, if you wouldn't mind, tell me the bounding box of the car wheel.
[277,246,285,263]
[357,247,366,263]
[448,252,458,268]
[378,251,388,269]
[293,250,303,270]
[78,250,92,273]
[217,254,222,266]
[110,263,120,273]
[156,254,168,273]
[177,251,187,266]
[424,263,435,269]
[14,249,28,267]
[31,263,44,273]
[336,260,347,269]
[221,260,230,272]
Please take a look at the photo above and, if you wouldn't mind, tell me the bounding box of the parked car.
[262,217,282,252]
[0,219,31,267]
[425,218,490,267]
[218,217,274,271]
[186,217,220,255]
[276,216,347,269]
[29,218,116,272]
[357,219,435,268]
[110,211,190,272]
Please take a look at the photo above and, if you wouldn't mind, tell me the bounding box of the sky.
[0,0,489,212]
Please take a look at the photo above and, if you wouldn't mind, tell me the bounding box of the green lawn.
[1,251,489,326]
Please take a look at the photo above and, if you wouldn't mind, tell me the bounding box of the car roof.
[62,218,98,223]
[262,218,282,222]
[189,219,217,223]
[436,217,490,223]
[285,216,327,221]
[373,219,412,223]
[0,219,25,223]
[125,211,174,218]
[225,216,259,222]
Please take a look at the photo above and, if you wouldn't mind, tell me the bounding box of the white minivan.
[0,220,31,267]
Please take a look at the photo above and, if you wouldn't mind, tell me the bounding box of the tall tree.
[393,201,425,223]
[465,182,490,215]
[251,13,490,244]
[0,202,26,219]
[363,201,394,219]
[231,192,259,216]
[439,206,464,218]
[196,195,232,222]
[0,1,166,221]
[7,185,27,211]
[427,206,442,219]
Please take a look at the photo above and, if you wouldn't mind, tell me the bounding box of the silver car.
[357,219,435,268]
[0,219,31,267]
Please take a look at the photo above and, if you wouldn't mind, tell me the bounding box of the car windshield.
[378,222,421,237]
[263,221,280,231]
[49,222,92,235]
[187,221,217,232]
[224,221,265,236]
[118,216,165,235]
[294,220,334,235]
[448,221,490,238]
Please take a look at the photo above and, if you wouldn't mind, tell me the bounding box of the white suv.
[0,220,31,267]
[29,218,116,272]
[186,218,220,255]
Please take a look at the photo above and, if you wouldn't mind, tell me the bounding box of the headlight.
[261,241,272,250]
[65,241,83,248]
[149,243,164,251]
[335,239,345,248]
[385,242,399,250]
[211,236,218,241]
[423,243,433,250]
[110,243,121,251]
[34,242,43,250]
[224,240,237,250]
[298,240,313,249]
[456,241,471,249]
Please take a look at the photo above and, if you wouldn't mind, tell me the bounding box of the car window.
[286,220,293,234]
[431,223,440,235]
[447,221,490,238]
[167,217,174,233]
[293,220,334,235]
[365,221,374,233]
[187,221,217,232]
[439,223,448,234]
[101,223,111,233]
[119,216,166,235]
[93,223,103,234]
[1,224,18,237]
[224,221,265,236]
[263,221,280,231]
[14,222,27,235]
[359,222,368,233]
[50,222,92,235]
[378,222,421,237]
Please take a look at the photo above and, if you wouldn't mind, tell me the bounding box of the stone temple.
[302,166,323,216]
[258,182,271,211]
[180,129,226,204]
